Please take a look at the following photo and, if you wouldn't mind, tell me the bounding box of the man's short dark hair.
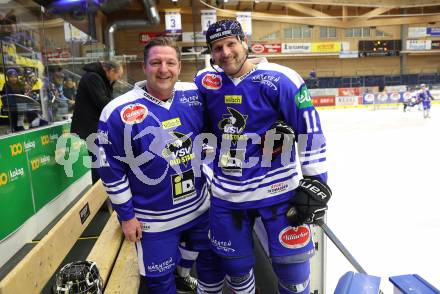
[143,37,181,63]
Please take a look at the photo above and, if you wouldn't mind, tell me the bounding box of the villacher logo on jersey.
[120,103,148,124]
[279,225,311,249]
[202,74,222,90]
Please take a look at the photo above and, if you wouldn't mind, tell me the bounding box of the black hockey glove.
[286,177,332,227]
[262,120,296,161]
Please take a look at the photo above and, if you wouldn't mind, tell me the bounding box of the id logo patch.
[171,169,196,204]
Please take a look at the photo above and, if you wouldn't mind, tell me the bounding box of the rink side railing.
[308,84,440,109]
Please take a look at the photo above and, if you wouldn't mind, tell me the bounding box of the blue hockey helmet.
[6,68,18,76]
[206,19,245,48]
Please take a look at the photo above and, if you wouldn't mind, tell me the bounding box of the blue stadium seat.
[389,274,440,294]
[334,271,381,294]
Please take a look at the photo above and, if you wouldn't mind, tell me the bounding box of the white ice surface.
[320,105,440,293]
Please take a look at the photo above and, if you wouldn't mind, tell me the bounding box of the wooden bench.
[87,212,140,294]
[0,180,140,294]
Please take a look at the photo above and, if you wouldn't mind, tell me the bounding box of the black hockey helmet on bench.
[206,19,245,50]
[54,260,103,294]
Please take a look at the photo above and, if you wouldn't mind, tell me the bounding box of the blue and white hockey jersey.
[97,81,210,235]
[418,89,434,101]
[194,58,327,209]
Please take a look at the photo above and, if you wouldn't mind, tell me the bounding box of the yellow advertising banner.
[312,42,341,53]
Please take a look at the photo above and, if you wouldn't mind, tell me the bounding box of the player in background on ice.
[96,37,224,294]
[418,84,434,118]
[403,87,421,112]
[194,19,331,294]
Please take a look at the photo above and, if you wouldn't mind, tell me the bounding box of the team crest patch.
[279,225,311,249]
[202,74,222,90]
[120,103,148,124]
[162,131,194,166]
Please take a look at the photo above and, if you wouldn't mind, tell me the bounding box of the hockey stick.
[287,207,384,294]
[287,208,368,273]
[317,221,367,274]
[317,221,385,294]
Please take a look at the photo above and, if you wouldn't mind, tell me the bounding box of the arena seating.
[305,72,440,89]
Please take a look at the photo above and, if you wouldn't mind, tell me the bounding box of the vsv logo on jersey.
[120,103,148,124]
[202,74,222,90]
[218,107,248,143]
[279,225,311,249]
[171,169,196,204]
[162,131,195,166]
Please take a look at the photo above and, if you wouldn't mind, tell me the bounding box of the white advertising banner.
[282,43,312,53]
[385,85,407,93]
[339,51,359,58]
[406,39,431,50]
[182,32,205,43]
[309,88,339,96]
[236,11,252,36]
[408,27,427,38]
[201,10,217,34]
[336,96,359,106]
[165,11,182,33]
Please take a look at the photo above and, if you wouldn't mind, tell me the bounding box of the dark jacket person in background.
[1,68,25,132]
[71,61,123,183]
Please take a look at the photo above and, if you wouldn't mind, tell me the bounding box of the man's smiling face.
[143,46,181,101]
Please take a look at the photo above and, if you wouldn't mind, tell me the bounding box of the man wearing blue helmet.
[418,83,434,118]
[194,19,331,294]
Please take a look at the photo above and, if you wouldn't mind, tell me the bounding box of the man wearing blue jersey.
[418,84,434,118]
[194,20,331,294]
[97,37,224,294]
